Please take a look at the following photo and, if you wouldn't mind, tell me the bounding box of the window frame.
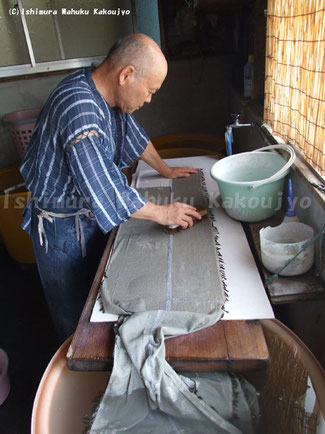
[0,56,105,79]
[0,0,128,78]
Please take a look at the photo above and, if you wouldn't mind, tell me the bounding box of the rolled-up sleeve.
[66,134,147,233]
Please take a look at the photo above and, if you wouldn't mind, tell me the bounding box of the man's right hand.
[131,201,202,229]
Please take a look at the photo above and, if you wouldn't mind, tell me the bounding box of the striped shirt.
[20,67,149,234]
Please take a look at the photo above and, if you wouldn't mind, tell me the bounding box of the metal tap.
[228,113,253,129]
[225,114,253,155]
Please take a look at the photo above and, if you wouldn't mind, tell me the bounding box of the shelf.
[245,212,325,305]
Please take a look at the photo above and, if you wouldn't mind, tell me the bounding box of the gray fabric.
[89,173,259,433]
[171,170,208,208]
[88,311,259,433]
[101,173,225,315]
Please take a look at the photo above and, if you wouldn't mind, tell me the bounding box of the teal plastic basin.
[210,151,290,222]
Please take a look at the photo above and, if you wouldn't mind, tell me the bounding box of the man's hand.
[165,166,197,179]
[141,141,198,179]
[131,201,202,229]
[162,202,201,228]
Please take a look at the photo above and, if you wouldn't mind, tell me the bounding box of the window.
[264,0,324,178]
[0,0,134,77]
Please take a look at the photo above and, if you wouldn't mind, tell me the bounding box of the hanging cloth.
[88,173,259,433]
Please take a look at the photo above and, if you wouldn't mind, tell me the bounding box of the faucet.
[225,114,253,155]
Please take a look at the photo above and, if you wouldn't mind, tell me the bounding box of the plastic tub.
[210,145,295,222]
[31,337,110,434]
[3,109,40,161]
[260,319,325,434]
[260,222,314,276]
[0,166,35,263]
[32,323,325,434]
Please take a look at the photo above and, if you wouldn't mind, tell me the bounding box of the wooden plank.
[68,316,268,372]
[166,322,229,372]
[68,321,229,372]
[67,322,114,371]
[223,320,269,371]
[266,265,325,304]
[246,213,325,304]
[67,227,118,371]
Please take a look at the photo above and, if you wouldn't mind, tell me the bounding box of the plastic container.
[3,109,40,161]
[0,166,35,263]
[31,337,110,434]
[260,222,314,276]
[210,145,296,222]
[0,348,10,405]
[31,323,325,434]
[244,54,254,99]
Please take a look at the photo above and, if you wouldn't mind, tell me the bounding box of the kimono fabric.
[88,173,259,433]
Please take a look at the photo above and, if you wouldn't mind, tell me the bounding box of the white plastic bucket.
[210,145,295,222]
[260,222,314,276]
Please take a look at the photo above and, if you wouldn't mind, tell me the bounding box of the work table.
[67,225,269,372]
[67,151,273,373]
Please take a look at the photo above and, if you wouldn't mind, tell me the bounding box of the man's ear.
[119,65,135,86]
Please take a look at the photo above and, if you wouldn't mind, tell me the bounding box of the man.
[21,33,201,342]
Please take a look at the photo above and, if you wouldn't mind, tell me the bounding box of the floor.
[0,244,59,434]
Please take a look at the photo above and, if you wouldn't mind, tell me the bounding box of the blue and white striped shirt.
[20,67,149,234]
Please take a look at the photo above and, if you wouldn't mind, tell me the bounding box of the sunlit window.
[0,0,133,77]
[264,0,324,177]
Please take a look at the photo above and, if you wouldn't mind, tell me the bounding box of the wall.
[134,55,235,139]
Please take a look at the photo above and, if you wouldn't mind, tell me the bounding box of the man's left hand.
[166,166,197,179]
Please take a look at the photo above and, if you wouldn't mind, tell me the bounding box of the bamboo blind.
[264,0,325,177]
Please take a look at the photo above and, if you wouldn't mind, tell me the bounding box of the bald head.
[92,33,167,113]
[105,33,167,79]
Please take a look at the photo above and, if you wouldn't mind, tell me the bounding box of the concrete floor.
[0,244,59,434]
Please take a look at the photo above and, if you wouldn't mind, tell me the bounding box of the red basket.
[4,109,41,161]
